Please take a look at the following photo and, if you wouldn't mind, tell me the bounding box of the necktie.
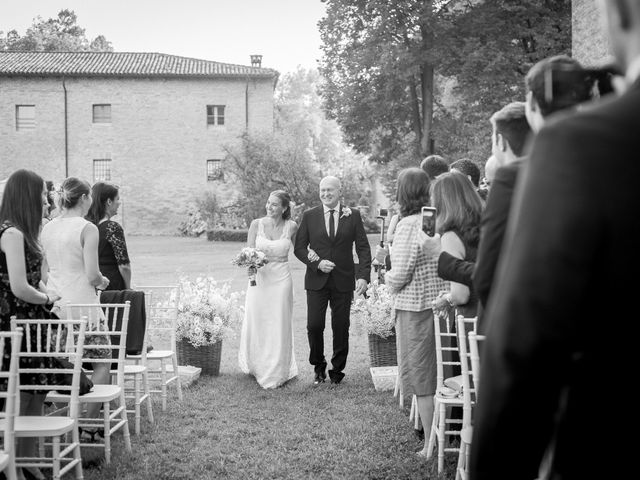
[329,209,335,240]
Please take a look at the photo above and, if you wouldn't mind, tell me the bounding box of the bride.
[238,190,298,388]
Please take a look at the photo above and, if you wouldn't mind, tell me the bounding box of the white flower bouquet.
[176,275,244,347]
[231,247,269,286]
[350,280,396,338]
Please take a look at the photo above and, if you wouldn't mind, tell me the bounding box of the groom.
[294,176,371,385]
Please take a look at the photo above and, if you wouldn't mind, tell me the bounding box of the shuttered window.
[93,104,112,123]
[16,105,36,130]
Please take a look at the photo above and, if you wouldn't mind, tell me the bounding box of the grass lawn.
[79,234,456,480]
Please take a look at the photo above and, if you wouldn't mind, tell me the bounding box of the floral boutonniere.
[340,206,352,219]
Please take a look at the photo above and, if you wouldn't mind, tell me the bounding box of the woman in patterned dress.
[86,182,132,290]
[0,169,61,480]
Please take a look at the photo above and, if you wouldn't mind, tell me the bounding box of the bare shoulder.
[441,231,465,258]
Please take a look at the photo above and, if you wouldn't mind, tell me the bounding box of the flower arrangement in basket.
[176,275,244,348]
[350,280,395,338]
[231,247,269,286]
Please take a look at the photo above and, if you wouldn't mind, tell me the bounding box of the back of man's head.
[490,102,532,157]
[420,155,449,181]
[525,55,595,118]
[450,158,481,188]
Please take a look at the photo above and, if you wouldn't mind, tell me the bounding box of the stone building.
[572,0,610,65]
[0,51,278,234]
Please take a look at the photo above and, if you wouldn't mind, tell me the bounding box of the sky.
[0,0,327,74]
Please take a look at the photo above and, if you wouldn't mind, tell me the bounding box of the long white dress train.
[238,218,298,388]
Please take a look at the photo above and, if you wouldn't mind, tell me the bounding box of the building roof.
[0,51,278,79]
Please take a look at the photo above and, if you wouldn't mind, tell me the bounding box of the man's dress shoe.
[314,373,326,385]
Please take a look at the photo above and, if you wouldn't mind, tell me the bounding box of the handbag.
[52,357,94,395]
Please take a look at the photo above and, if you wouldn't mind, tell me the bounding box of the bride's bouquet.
[231,247,269,286]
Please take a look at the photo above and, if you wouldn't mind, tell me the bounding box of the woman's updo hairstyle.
[58,177,91,210]
[270,190,292,220]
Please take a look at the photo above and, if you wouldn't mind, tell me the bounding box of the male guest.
[294,176,371,385]
[470,1,640,479]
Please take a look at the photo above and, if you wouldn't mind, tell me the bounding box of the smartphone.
[421,206,436,236]
[378,208,388,217]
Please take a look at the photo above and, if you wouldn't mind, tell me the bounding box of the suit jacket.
[471,158,523,330]
[294,205,371,292]
[438,251,474,288]
[100,289,146,355]
[469,83,640,480]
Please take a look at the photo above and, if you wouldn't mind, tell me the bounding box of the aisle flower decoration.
[176,275,244,347]
[350,280,396,338]
[231,247,269,286]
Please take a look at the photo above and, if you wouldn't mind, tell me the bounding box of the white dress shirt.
[323,203,340,237]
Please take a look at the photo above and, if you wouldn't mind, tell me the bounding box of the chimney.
[250,55,263,68]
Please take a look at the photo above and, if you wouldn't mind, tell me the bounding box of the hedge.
[206,229,249,242]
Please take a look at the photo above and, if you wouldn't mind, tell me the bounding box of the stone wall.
[572,0,610,66]
[0,75,275,234]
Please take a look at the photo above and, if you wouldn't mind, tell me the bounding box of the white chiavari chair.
[10,317,86,480]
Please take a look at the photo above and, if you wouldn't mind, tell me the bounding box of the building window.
[207,159,223,181]
[16,105,36,130]
[206,105,225,126]
[93,104,111,123]
[93,159,112,181]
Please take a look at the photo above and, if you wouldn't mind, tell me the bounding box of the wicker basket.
[176,339,223,376]
[367,330,397,367]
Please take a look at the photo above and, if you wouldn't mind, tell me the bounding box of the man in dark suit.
[472,101,531,331]
[294,176,371,385]
[470,1,640,478]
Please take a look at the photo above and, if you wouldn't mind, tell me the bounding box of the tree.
[318,0,570,166]
[0,9,113,52]
[319,0,437,164]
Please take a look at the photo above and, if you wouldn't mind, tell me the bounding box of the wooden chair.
[0,330,22,480]
[426,312,472,473]
[128,285,183,412]
[122,291,154,435]
[46,302,132,464]
[9,317,86,480]
[467,331,485,399]
[455,315,479,480]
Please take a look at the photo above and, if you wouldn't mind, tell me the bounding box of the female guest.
[85,182,132,290]
[238,190,298,389]
[41,177,110,440]
[0,169,61,480]
[431,171,483,318]
[384,167,448,457]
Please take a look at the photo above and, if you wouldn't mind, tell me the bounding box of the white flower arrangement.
[350,280,396,338]
[340,206,352,218]
[176,275,244,347]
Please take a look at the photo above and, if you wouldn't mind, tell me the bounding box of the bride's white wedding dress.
[238,218,298,388]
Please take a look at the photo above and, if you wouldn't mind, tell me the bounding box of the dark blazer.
[471,158,523,330]
[294,205,371,292]
[438,251,474,287]
[100,289,146,355]
[470,83,640,480]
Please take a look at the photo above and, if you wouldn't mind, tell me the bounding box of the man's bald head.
[319,176,342,209]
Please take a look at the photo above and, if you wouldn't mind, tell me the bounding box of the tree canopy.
[0,9,113,52]
[318,0,571,166]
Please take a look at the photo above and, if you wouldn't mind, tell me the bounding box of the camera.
[378,208,388,217]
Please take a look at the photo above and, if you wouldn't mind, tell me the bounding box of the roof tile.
[0,51,278,79]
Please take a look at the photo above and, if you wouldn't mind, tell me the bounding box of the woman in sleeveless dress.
[238,190,299,389]
[0,169,62,480]
[41,177,111,441]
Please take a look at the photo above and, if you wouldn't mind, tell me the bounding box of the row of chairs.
[393,313,485,478]
[0,284,183,480]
